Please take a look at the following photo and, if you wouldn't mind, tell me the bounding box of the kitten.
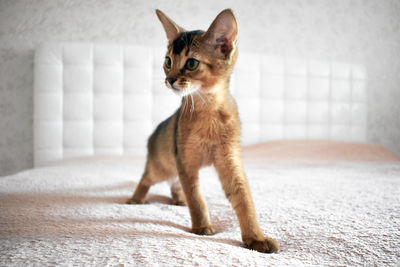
[127,9,279,253]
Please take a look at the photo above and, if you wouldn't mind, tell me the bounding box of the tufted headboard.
[34,43,367,166]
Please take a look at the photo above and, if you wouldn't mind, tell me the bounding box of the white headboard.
[34,43,367,166]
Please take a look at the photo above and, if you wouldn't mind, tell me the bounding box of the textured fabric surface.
[242,140,400,164]
[1,143,400,266]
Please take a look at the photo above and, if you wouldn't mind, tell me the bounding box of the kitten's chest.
[176,105,240,166]
[176,113,222,166]
[178,108,236,143]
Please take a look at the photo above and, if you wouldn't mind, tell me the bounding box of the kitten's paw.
[125,198,146,204]
[192,225,216,235]
[245,237,280,253]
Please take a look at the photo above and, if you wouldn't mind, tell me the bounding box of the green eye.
[185,58,200,71]
[164,56,172,69]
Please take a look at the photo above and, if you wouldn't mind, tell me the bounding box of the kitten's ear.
[203,9,238,60]
[156,9,185,43]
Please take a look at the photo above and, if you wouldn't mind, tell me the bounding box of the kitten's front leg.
[176,156,215,235]
[214,145,280,253]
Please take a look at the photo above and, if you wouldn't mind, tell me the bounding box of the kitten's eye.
[185,58,200,71]
[164,56,172,69]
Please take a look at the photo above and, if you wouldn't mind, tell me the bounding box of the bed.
[1,43,399,266]
[1,140,400,266]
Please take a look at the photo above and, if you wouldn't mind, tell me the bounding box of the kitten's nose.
[167,77,177,86]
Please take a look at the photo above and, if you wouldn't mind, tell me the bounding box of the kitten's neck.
[180,79,232,115]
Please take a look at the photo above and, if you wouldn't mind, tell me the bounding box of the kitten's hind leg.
[170,177,187,206]
[126,171,154,204]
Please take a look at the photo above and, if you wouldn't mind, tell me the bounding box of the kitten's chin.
[172,85,201,97]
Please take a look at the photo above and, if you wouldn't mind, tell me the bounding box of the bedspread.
[1,141,400,266]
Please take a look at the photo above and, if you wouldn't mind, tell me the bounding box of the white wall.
[0,0,399,176]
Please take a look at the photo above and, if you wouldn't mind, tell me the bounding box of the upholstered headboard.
[34,43,367,166]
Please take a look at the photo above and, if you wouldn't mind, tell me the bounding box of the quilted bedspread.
[1,141,400,266]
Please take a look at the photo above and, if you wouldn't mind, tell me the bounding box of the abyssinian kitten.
[126,9,279,253]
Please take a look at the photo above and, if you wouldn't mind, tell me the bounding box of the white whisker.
[195,90,209,108]
[189,93,195,119]
[179,96,187,121]
[184,96,189,112]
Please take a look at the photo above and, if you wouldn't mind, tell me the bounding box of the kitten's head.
[156,9,238,96]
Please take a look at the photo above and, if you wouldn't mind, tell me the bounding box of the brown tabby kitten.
[127,9,279,253]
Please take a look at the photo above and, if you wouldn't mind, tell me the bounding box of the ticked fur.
[127,9,279,253]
